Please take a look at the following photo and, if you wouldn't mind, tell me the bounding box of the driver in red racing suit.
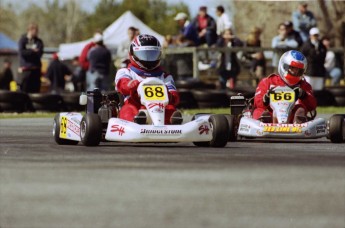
[253,50,317,123]
[115,34,181,124]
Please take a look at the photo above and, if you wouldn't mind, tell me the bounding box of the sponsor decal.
[263,126,302,133]
[71,117,81,124]
[67,119,80,135]
[111,125,125,136]
[259,123,308,127]
[198,125,210,135]
[256,130,264,136]
[60,116,68,138]
[148,102,164,113]
[304,130,312,136]
[140,129,182,134]
[239,124,250,132]
[316,124,326,134]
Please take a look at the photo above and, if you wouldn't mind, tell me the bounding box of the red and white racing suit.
[253,74,317,121]
[115,64,180,124]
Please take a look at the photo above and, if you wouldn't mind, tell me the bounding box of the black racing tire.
[208,114,230,147]
[175,80,205,89]
[224,114,238,142]
[326,87,345,97]
[61,92,83,111]
[192,90,229,102]
[328,114,345,143]
[177,89,198,109]
[313,90,337,106]
[80,113,102,146]
[29,93,64,111]
[197,101,230,108]
[0,90,31,112]
[53,113,79,145]
[334,97,345,107]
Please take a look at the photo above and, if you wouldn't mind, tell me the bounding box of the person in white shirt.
[322,36,342,86]
[216,5,232,36]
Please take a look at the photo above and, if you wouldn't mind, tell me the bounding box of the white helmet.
[278,50,307,86]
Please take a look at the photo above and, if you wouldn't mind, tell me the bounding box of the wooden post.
[192,47,199,79]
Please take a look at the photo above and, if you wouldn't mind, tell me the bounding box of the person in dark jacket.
[284,21,303,47]
[192,6,217,46]
[0,59,14,90]
[301,27,327,90]
[18,23,44,93]
[86,33,111,91]
[46,53,72,93]
[217,29,243,89]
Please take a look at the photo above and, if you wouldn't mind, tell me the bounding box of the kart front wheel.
[208,114,230,147]
[329,114,345,143]
[53,114,79,145]
[80,113,102,146]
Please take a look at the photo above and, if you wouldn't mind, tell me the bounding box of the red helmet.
[129,34,161,71]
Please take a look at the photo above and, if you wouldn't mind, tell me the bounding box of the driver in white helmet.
[253,50,317,123]
[115,34,181,124]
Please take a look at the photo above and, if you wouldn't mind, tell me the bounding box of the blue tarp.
[0,32,17,51]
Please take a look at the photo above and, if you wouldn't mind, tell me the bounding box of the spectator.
[86,33,111,91]
[174,12,199,47]
[284,21,303,47]
[216,5,232,36]
[292,2,317,42]
[173,12,198,79]
[0,59,14,90]
[322,36,343,86]
[301,27,327,90]
[79,31,101,71]
[46,53,72,93]
[71,56,85,91]
[192,6,217,46]
[217,28,243,89]
[271,23,298,67]
[116,27,137,68]
[163,35,177,48]
[245,27,266,83]
[18,23,44,93]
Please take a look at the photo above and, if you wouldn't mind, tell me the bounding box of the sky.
[2,0,232,18]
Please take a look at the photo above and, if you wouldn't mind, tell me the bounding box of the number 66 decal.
[270,91,295,102]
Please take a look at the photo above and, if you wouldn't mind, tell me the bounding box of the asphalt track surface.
[0,117,344,228]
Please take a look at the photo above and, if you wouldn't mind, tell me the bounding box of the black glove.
[263,88,274,106]
[294,87,306,100]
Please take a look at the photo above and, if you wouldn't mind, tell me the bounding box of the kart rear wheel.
[329,114,345,143]
[208,114,229,147]
[80,113,102,146]
[225,114,237,142]
[53,114,79,145]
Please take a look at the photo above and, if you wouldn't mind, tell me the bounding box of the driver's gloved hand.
[127,80,140,91]
[294,87,306,99]
[263,88,274,106]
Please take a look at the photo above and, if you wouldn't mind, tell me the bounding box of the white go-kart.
[53,78,229,147]
[228,86,345,143]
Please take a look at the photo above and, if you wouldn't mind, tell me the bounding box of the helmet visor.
[133,46,161,61]
[283,64,304,77]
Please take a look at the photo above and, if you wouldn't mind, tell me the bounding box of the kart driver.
[253,50,317,123]
[115,34,182,124]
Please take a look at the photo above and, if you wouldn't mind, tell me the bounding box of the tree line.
[0,0,189,47]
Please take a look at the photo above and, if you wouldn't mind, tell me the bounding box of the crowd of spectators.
[0,2,343,94]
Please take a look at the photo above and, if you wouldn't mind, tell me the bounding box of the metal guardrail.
[162,47,345,79]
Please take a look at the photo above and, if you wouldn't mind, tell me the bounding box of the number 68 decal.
[270,91,295,102]
[143,85,166,101]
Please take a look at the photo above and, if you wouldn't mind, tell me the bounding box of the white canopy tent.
[58,11,164,59]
